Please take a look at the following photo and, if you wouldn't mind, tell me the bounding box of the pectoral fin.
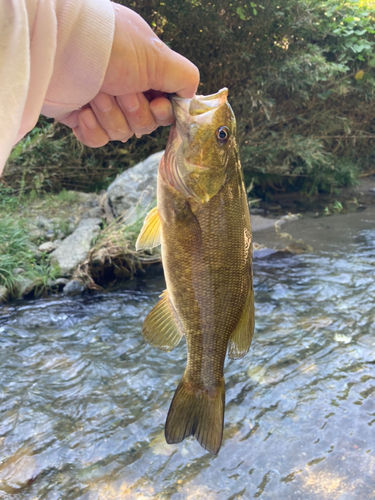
[228,283,254,360]
[142,290,184,352]
[135,206,161,251]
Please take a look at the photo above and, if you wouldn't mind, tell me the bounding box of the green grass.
[0,212,64,299]
[0,184,19,212]
[24,261,61,297]
[0,217,36,295]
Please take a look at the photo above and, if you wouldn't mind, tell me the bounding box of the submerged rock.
[50,218,102,276]
[63,280,87,296]
[107,150,164,223]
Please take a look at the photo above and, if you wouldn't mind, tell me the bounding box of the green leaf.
[236,6,246,20]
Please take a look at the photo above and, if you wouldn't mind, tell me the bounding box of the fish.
[136,88,254,455]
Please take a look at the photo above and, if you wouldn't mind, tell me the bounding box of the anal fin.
[142,290,184,352]
[136,206,161,251]
[228,283,254,360]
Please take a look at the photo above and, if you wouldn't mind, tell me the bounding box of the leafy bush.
[3,0,375,196]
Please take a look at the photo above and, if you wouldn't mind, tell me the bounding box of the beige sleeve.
[0,0,115,175]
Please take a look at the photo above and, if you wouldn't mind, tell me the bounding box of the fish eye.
[216,126,230,144]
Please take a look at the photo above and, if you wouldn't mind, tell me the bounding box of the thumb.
[150,43,200,98]
[101,5,199,98]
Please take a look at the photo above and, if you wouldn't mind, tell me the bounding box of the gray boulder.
[50,218,102,276]
[107,151,164,223]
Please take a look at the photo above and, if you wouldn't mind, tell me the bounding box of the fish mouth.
[170,88,228,106]
[170,88,228,124]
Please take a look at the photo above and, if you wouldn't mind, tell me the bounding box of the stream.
[0,209,374,499]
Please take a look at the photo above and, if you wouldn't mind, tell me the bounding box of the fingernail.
[94,93,113,112]
[81,109,97,129]
[121,94,140,113]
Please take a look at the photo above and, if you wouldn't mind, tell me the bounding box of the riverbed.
[0,208,374,499]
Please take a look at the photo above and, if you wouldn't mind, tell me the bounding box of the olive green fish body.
[159,160,252,385]
[136,88,254,455]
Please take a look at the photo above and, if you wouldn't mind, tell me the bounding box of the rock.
[67,221,76,235]
[29,229,46,242]
[63,280,87,296]
[50,218,102,276]
[35,216,53,231]
[17,277,35,297]
[13,268,25,276]
[75,192,100,206]
[107,150,164,223]
[102,193,115,223]
[251,215,278,232]
[0,285,9,303]
[250,208,265,215]
[54,278,69,287]
[32,251,43,263]
[82,206,104,219]
[45,230,55,241]
[38,241,58,253]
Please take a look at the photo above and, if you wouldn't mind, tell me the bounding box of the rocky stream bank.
[1,151,375,303]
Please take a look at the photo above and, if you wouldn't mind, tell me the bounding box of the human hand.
[58,4,199,147]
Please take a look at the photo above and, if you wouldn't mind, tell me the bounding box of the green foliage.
[3,0,375,196]
[3,119,169,194]
[124,0,374,194]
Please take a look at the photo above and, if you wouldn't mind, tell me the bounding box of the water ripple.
[0,232,375,499]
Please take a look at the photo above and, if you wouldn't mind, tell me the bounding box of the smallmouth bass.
[136,88,254,455]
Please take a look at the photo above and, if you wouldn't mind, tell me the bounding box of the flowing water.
[0,211,374,500]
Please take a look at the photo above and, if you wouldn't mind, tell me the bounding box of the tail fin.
[165,375,225,455]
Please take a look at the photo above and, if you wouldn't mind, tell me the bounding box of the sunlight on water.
[0,225,374,499]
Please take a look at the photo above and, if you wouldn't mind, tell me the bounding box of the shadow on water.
[0,213,375,499]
